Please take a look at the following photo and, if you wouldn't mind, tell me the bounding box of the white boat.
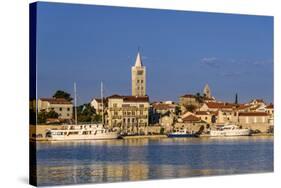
[46,124,119,141]
[167,129,198,138]
[210,124,250,137]
[46,82,119,141]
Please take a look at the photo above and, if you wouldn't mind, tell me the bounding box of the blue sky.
[36,2,273,104]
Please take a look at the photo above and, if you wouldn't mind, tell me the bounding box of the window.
[113,103,117,107]
[137,70,143,75]
[59,107,62,111]
[128,118,130,123]
[141,80,143,83]
[67,107,70,111]
[205,117,207,120]
[114,111,118,116]
[67,113,69,116]
[137,80,139,83]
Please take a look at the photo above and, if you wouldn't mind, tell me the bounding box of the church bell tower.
[131,51,146,96]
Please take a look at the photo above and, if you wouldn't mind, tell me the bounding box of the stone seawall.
[30,125,62,140]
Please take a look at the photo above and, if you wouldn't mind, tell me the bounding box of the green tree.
[47,110,59,118]
[53,90,73,101]
[76,103,98,123]
[37,111,47,124]
[195,92,204,103]
[37,110,59,124]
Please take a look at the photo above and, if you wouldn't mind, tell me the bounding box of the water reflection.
[35,136,273,186]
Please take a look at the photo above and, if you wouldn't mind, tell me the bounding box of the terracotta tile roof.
[108,95,149,102]
[152,103,175,110]
[123,96,149,102]
[206,102,236,109]
[195,111,209,115]
[237,104,251,110]
[40,98,72,105]
[182,114,201,122]
[239,112,269,116]
[107,94,124,99]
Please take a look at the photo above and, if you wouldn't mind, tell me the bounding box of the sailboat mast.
[74,82,78,125]
[101,81,104,124]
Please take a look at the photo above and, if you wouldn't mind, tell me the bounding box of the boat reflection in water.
[34,136,273,186]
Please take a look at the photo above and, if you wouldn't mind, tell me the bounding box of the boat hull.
[210,129,250,137]
[47,132,119,141]
[167,133,198,138]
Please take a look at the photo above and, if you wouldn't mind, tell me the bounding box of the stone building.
[38,98,73,120]
[106,95,149,134]
[131,52,146,96]
[238,112,269,124]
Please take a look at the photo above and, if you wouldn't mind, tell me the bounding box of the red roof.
[108,95,149,102]
[195,111,209,115]
[239,112,269,116]
[152,103,175,110]
[237,104,251,110]
[182,114,201,122]
[40,98,72,105]
[206,102,236,109]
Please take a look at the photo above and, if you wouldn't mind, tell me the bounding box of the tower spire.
[134,50,143,67]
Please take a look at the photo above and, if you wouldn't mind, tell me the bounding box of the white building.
[38,98,73,120]
[90,98,107,115]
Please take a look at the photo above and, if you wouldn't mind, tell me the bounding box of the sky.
[36,2,273,105]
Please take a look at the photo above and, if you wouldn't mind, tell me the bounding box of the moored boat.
[46,124,119,141]
[210,124,250,137]
[167,129,198,138]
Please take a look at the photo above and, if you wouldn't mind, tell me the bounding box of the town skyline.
[36,2,273,104]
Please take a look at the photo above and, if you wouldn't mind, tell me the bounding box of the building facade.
[38,98,73,120]
[106,95,149,134]
[131,52,146,96]
[90,98,107,115]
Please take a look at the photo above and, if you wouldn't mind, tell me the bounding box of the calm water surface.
[34,136,273,186]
